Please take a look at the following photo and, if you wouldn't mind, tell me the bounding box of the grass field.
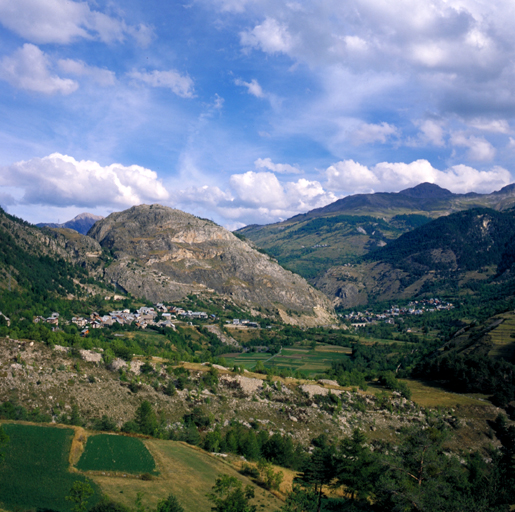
[221,344,351,376]
[92,440,283,512]
[0,424,100,512]
[77,434,156,474]
[487,312,515,360]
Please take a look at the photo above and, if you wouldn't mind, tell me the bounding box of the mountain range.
[237,183,515,281]
[37,212,104,235]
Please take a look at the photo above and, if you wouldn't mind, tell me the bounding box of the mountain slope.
[314,207,515,308]
[237,183,515,280]
[88,204,335,325]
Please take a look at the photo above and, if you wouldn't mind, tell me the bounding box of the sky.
[1,0,515,228]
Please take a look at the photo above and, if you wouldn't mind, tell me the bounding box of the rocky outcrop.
[88,204,334,324]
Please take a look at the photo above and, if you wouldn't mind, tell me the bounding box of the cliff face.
[88,204,334,324]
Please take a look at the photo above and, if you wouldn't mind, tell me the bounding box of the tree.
[156,494,185,512]
[66,481,94,512]
[296,445,333,512]
[333,429,380,502]
[280,485,318,512]
[134,400,158,436]
[257,459,284,491]
[206,474,256,512]
[373,424,465,512]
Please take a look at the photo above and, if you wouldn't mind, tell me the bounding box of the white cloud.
[0,44,78,95]
[235,78,265,98]
[467,119,510,133]
[0,153,169,208]
[324,158,511,195]
[174,171,336,226]
[415,120,446,147]
[230,171,286,208]
[450,132,496,161]
[128,69,195,98]
[240,17,294,54]
[58,58,115,86]
[213,94,225,109]
[351,122,398,145]
[254,157,301,174]
[0,0,153,45]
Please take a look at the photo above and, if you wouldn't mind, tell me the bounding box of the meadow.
[222,344,351,376]
[77,434,156,474]
[91,440,283,512]
[0,424,100,512]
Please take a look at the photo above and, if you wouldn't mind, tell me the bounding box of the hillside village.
[344,298,454,327]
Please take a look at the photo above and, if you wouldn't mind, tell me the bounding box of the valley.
[1,184,515,510]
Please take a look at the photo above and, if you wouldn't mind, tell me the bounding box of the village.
[32,303,262,337]
[32,303,214,336]
[344,298,454,328]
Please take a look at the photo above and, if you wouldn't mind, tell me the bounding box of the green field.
[223,345,351,376]
[0,424,100,512]
[92,440,283,512]
[487,312,515,360]
[77,434,156,474]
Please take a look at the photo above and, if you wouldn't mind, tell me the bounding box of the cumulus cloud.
[0,0,153,45]
[128,69,195,98]
[450,132,496,161]
[174,171,337,226]
[351,122,398,145]
[324,158,511,195]
[0,153,169,208]
[235,78,265,98]
[240,17,294,54]
[0,44,78,95]
[254,157,301,174]
[58,58,115,86]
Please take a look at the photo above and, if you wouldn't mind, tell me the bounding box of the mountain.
[37,212,104,235]
[237,183,515,280]
[314,207,515,308]
[88,204,335,325]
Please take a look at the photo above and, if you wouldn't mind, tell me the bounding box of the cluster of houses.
[33,302,215,336]
[227,319,260,328]
[345,298,454,328]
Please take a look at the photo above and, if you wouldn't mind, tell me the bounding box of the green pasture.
[223,345,351,376]
[0,424,100,512]
[487,312,515,360]
[93,440,282,512]
[77,434,156,474]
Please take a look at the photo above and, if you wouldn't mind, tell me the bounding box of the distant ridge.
[37,212,104,235]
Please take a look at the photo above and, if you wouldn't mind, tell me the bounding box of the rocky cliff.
[88,204,334,325]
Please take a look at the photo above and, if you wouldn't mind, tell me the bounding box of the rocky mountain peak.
[89,204,335,326]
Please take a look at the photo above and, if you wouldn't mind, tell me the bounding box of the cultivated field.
[77,433,156,474]
[0,424,100,512]
[222,344,351,376]
[91,440,283,512]
[487,312,515,361]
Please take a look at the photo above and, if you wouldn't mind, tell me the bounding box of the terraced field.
[487,311,515,361]
[222,345,351,376]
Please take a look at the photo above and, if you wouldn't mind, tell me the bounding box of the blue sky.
[1,0,515,228]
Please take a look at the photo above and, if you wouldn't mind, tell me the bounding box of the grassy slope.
[238,189,515,281]
[90,440,283,512]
